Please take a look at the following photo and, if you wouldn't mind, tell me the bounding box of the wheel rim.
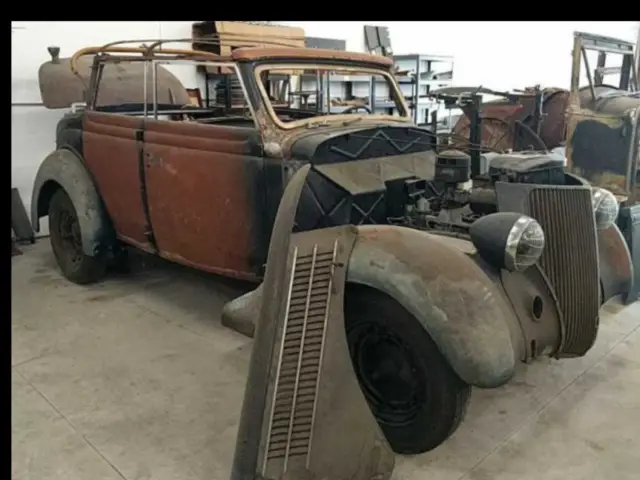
[347,321,427,427]
[55,207,83,266]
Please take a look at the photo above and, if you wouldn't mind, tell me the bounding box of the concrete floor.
[11,240,640,480]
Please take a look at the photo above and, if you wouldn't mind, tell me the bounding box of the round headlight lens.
[592,187,619,230]
[505,216,545,271]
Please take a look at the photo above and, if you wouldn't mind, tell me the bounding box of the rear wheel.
[345,285,471,454]
[48,189,107,285]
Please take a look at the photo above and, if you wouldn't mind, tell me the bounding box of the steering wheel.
[342,105,372,114]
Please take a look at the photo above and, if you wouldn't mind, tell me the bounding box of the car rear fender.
[31,148,113,256]
[346,226,518,388]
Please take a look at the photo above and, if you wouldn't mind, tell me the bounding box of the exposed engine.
[397,149,567,237]
[291,125,568,241]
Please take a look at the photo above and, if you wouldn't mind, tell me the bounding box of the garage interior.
[11,243,640,480]
[11,20,640,480]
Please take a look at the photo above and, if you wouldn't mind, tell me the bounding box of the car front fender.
[31,148,113,256]
[598,222,634,304]
[346,225,518,388]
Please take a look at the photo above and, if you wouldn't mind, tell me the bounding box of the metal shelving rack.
[390,54,454,124]
[295,54,454,123]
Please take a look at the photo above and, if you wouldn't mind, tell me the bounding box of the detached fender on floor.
[347,225,517,389]
[31,148,112,256]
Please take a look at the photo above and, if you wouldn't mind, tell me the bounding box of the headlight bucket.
[591,187,619,230]
[470,212,545,272]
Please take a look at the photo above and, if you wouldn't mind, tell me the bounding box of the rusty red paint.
[83,112,152,250]
[453,103,526,151]
[538,90,570,148]
[452,89,570,152]
[45,42,415,284]
[83,111,260,280]
[143,119,257,280]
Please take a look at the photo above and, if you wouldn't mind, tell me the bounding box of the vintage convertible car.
[33,40,634,455]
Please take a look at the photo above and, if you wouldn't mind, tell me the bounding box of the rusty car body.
[450,85,570,152]
[448,31,640,303]
[32,38,633,457]
[564,31,640,302]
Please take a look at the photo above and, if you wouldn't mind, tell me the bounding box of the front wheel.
[345,286,472,454]
[48,189,107,285]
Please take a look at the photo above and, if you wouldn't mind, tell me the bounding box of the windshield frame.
[253,62,411,130]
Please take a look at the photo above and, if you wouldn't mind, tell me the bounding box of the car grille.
[527,187,600,357]
[265,243,336,467]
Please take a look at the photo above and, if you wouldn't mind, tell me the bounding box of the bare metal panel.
[38,56,190,109]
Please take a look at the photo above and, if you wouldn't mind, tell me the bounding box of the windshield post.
[143,59,148,117]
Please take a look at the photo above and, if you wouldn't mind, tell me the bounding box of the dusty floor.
[11,240,640,480]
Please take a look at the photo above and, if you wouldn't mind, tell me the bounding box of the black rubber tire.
[345,285,472,455]
[48,189,107,285]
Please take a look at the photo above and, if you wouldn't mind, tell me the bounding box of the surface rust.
[83,111,151,251]
[143,118,258,280]
[452,88,570,151]
[347,225,517,388]
[231,47,393,67]
[41,41,420,283]
[250,62,409,151]
[565,107,632,197]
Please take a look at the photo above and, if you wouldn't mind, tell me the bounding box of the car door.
[83,111,153,251]
[142,118,266,280]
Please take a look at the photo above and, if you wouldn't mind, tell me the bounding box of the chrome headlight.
[504,216,545,271]
[591,187,619,230]
[470,212,545,272]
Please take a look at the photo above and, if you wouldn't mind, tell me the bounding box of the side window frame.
[147,59,260,129]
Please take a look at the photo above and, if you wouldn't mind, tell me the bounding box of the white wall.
[11,21,640,236]
[282,21,639,90]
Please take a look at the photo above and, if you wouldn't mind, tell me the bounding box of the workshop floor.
[11,241,640,480]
